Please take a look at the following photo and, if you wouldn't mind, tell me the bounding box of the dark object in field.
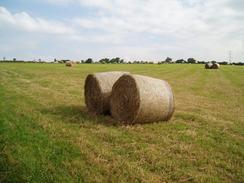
[211,63,220,69]
[110,74,175,124]
[205,62,220,69]
[85,71,129,115]
[66,62,73,67]
[205,63,213,69]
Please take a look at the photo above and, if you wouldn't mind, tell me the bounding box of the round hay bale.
[110,74,175,124]
[66,62,73,67]
[205,63,213,69]
[84,71,129,115]
[211,63,220,69]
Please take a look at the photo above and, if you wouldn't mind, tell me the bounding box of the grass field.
[0,63,243,183]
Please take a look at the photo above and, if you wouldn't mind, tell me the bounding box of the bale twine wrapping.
[85,71,129,115]
[205,63,213,69]
[211,63,220,69]
[110,74,175,124]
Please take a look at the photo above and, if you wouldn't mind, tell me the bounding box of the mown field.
[0,63,243,183]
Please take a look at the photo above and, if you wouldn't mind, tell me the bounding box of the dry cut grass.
[0,63,243,183]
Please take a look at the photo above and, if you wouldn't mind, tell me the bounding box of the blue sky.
[0,0,244,62]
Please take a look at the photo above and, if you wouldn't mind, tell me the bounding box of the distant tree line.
[1,57,244,66]
[79,57,125,64]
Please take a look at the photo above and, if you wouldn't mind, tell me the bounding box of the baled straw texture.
[205,63,213,69]
[85,71,129,115]
[211,63,220,69]
[110,74,175,124]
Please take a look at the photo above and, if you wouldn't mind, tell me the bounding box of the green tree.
[119,59,124,64]
[110,57,121,64]
[99,58,110,64]
[165,57,172,63]
[187,58,197,63]
[175,59,185,63]
[85,58,93,64]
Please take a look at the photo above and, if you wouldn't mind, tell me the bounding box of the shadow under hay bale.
[40,105,116,126]
[110,74,175,124]
[84,71,129,115]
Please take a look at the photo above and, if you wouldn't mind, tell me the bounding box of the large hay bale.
[84,71,129,115]
[110,74,175,124]
[66,62,73,67]
[205,63,213,69]
[211,63,220,69]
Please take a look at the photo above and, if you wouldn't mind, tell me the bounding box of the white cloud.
[72,0,244,61]
[1,0,244,61]
[0,6,75,34]
[73,0,244,36]
[17,1,244,41]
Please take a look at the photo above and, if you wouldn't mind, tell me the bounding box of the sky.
[0,0,244,62]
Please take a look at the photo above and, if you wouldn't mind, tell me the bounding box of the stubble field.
[0,63,243,182]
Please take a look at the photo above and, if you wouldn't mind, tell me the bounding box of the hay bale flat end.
[110,74,175,124]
